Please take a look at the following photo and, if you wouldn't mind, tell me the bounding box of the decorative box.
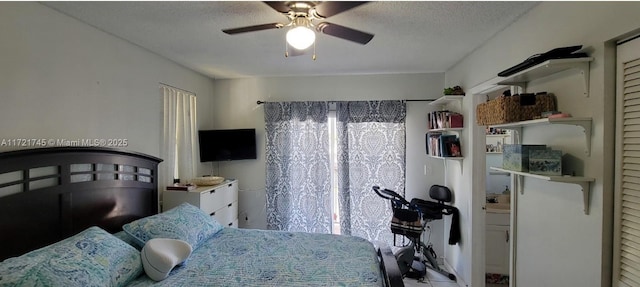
[528,149,562,175]
[502,144,547,172]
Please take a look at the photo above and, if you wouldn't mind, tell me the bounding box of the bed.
[0,147,403,287]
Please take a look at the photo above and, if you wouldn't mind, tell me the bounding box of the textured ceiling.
[43,1,539,79]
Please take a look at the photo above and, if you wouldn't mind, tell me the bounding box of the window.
[328,108,340,234]
[265,101,405,245]
[160,85,197,187]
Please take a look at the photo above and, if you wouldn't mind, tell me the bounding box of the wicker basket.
[476,93,556,126]
[191,176,225,186]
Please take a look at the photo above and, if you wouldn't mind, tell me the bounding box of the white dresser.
[163,179,238,228]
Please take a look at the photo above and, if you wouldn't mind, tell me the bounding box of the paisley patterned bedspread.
[128,227,384,287]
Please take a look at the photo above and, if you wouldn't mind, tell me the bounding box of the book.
[447,139,462,157]
[426,132,442,156]
[439,135,458,157]
[448,113,463,128]
[166,184,197,191]
[428,111,463,129]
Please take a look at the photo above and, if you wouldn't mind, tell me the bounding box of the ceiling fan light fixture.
[286,26,316,50]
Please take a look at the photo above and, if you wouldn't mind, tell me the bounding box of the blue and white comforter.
[128,227,384,286]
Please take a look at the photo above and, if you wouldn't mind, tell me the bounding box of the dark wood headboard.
[0,147,162,260]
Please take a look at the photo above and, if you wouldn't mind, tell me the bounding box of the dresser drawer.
[199,187,226,214]
[212,201,238,227]
[227,201,238,225]
[221,182,238,205]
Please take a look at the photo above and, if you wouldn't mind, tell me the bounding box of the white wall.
[445,2,640,286]
[209,74,454,255]
[0,2,215,182]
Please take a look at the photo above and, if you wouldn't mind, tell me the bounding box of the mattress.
[127,227,384,286]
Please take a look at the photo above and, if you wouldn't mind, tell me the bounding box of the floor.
[402,267,508,287]
[402,267,461,287]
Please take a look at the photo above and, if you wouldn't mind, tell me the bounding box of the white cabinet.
[163,179,239,228]
[486,212,510,275]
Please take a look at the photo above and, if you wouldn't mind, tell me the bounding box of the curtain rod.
[256,99,435,105]
[159,82,196,96]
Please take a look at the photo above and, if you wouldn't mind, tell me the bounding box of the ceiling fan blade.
[313,1,368,18]
[316,22,374,45]
[263,1,291,13]
[222,23,284,35]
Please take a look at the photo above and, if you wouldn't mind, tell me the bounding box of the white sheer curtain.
[161,85,197,188]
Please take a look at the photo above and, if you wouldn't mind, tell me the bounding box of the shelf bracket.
[576,181,591,215]
[444,157,464,175]
[499,81,527,91]
[577,62,590,97]
[512,127,522,144]
[517,175,524,195]
[443,158,448,177]
[577,120,592,156]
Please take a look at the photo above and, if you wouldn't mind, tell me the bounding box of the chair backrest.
[429,185,452,203]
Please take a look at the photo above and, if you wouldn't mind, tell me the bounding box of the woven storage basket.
[191,176,225,186]
[476,93,555,126]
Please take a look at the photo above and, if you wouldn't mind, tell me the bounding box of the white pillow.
[140,238,193,281]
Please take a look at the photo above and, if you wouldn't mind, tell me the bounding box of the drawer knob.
[210,212,215,216]
[228,222,233,226]
[228,203,232,207]
[210,190,215,194]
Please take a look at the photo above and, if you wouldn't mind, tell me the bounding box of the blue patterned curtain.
[336,101,406,244]
[264,102,332,233]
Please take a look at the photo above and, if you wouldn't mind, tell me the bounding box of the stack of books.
[166,184,197,191]
[426,133,462,157]
[428,110,463,130]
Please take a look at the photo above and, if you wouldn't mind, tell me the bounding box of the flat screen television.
[198,129,257,162]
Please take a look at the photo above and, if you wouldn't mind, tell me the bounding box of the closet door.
[614,35,640,287]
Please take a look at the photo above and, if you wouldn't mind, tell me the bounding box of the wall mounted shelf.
[428,127,464,133]
[496,58,593,96]
[490,167,595,215]
[489,171,510,176]
[468,57,593,96]
[430,95,465,107]
[488,117,592,156]
[428,155,464,161]
[426,95,465,174]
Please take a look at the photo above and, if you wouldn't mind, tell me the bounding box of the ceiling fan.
[222,1,374,59]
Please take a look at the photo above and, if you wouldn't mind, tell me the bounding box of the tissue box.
[502,144,546,172]
[528,149,562,175]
